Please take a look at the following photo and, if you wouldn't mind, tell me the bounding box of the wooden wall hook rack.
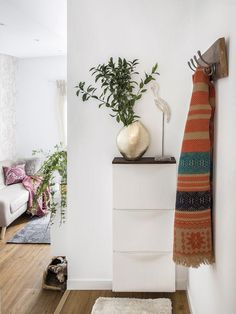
[188,37,228,81]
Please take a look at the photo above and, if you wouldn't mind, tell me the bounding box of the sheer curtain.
[56,80,67,146]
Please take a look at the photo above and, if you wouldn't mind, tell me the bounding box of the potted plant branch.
[33,143,67,223]
[76,57,159,160]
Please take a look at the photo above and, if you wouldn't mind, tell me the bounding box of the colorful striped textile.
[173,68,215,268]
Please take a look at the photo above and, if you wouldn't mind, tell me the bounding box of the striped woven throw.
[173,68,215,268]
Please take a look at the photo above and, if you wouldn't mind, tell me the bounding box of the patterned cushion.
[16,158,42,176]
[0,160,13,189]
[3,164,26,186]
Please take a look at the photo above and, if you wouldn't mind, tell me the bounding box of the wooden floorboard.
[1,215,190,313]
[59,290,190,314]
[0,215,63,314]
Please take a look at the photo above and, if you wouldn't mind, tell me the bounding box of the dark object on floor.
[7,214,50,244]
[42,256,67,291]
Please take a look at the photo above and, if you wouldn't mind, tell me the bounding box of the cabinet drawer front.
[113,164,176,209]
[113,209,174,252]
[113,252,175,292]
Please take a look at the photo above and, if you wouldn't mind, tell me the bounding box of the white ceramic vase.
[116,121,150,160]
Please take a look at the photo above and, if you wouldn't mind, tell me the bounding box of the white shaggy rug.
[91,297,172,314]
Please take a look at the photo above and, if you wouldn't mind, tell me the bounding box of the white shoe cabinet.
[112,157,177,292]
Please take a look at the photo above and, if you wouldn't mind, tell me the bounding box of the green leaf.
[103,87,108,95]
[95,74,103,82]
[107,94,113,103]
[132,59,139,66]
[87,86,94,93]
[102,82,108,88]
[144,76,153,84]
[76,57,160,127]
[79,82,85,90]
[152,63,158,73]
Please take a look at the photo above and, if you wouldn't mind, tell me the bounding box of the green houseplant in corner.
[33,143,67,223]
[76,57,159,160]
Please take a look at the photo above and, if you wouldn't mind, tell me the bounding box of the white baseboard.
[187,288,195,314]
[67,279,112,290]
[67,278,187,291]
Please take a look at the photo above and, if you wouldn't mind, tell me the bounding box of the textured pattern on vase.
[173,68,215,268]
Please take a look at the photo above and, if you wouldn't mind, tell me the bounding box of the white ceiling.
[0,0,67,58]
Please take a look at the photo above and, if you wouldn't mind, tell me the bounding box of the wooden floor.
[0,215,63,314]
[57,290,190,314]
[0,216,190,314]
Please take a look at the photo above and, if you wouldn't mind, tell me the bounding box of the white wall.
[15,56,66,158]
[187,1,236,314]
[67,0,193,289]
[0,54,17,160]
[68,3,236,309]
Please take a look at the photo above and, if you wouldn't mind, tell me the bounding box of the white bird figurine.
[151,82,172,160]
[151,82,171,122]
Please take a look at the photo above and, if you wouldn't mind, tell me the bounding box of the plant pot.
[116,121,150,160]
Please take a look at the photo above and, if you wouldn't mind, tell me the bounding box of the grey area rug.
[91,297,172,314]
[7,214,50,244]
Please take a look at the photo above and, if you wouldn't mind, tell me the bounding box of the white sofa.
[0,158,41,239]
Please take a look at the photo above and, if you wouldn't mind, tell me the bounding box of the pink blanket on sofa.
[22,176,49,217]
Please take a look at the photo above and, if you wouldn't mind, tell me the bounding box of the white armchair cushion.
[0,183,29,213]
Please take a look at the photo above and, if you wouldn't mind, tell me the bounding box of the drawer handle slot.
[114,251,171,255]
[114,208,173,211]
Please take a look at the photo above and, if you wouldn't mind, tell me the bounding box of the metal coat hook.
[188,61,195,72]
[188,51,216,78]
[190,58,197,69]
[194,55,201,67]
[187,38,228,81]
[197,50,211,66]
